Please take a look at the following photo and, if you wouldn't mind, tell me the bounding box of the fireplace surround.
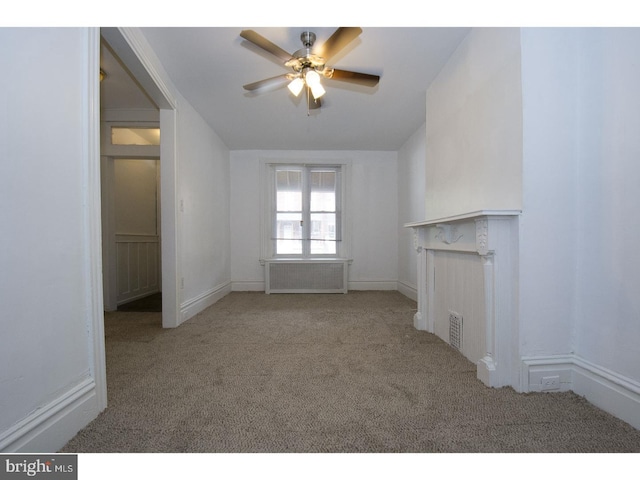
[406,210,521,388]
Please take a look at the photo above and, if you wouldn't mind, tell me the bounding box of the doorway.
[111,158,161,312]
[100,27,180,328]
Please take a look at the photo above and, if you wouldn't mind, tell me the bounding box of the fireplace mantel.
[405,210,520,388]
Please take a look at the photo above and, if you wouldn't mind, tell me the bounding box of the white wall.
[518,27,640,428]
[230,150,398,291]
[397,124,426,299]
[114,159,159,236]
[424,28,522,220]
[573,29,640,382]
[176,97,231,321]
[519,28,580,357]
[0,28,105,451]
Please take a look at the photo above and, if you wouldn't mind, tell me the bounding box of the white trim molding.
[231,281,265,292]
[522,355,640,430]
[406,210,521,389]
[0,377,98,453]
[396,280,417,301]
[84,26,108,413]
[180,281,232,324]
[349,280,399,291]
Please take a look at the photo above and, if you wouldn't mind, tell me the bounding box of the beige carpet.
[61,291,640,453]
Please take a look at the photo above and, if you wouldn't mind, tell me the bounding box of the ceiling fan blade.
[243,74,290,92]
[327,68,380,87]
[317,27,362,62]
[240,30,293,63]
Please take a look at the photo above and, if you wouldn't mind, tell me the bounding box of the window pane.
[276,213,302,239]
[278,239,303,255]
[311,240,336,255]
[310,213,336,240]
[276,170,302,211]
[276,212,302,255]
[310,170,336,211]
[111,127,160,145]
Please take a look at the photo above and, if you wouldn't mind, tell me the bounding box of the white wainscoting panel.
[433,250,486,365]
[116,234,160,304]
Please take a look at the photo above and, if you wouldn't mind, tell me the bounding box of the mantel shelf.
[404,210,521,229]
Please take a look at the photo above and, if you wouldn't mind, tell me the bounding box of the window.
[111,127,160,146]
[270,164,342,258]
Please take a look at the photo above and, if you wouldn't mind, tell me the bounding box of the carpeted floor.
[117,292,162,312]
[61,291,640,453]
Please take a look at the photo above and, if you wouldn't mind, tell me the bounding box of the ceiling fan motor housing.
[287,32,326,74]
[301,31,316,48]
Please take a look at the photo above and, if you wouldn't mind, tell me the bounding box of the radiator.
[264,260,349,294]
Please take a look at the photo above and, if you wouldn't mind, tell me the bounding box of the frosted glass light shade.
[287,77,304,96]
[305,69,321,86]
[310,83,326,99]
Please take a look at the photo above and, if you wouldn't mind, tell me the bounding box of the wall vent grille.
[449,311,463,350]
[265,261,348,294]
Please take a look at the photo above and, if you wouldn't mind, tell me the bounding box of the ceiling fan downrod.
[301,31,316,48]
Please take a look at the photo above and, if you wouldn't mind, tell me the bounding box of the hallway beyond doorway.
[117,292,162,312]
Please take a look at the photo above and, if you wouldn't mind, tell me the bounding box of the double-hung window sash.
[273,165,341,257]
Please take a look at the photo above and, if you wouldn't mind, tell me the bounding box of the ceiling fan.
[240,27,380,111]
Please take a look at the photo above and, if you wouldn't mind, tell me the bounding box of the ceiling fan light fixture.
[310,83,326,100]
[240,27,380,112]
[287,77,304,97]
[304,69,321,87]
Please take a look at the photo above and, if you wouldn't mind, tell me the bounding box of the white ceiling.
[100,27,471,151]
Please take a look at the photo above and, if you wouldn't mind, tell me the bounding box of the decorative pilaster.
[477,252,498,387]
[413,230,428,331]
[475,218,489,255]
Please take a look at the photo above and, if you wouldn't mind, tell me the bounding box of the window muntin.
[272,165,341,257]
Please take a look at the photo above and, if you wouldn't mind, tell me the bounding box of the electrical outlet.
[541,375,560,391]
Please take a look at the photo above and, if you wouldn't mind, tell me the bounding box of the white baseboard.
[0,377,102,453]
[231,281,265,292]
[521,355,574,393]
[521,355,640,430]
[180,281,232,324]
[396,280,417,301]
[348,280,398,291]
[230,280,414,296]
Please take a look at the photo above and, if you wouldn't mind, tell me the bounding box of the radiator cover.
[264,260,349,294]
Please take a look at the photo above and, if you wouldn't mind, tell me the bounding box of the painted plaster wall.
[424,28,523,220]
[177,99,231,307]
[573,28,640,382]
[114,159,159,236]
[0,28,103,447]
[519,28,580,357]
[397,123,426,298]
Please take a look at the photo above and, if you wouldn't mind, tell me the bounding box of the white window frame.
[260,158,350,261]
